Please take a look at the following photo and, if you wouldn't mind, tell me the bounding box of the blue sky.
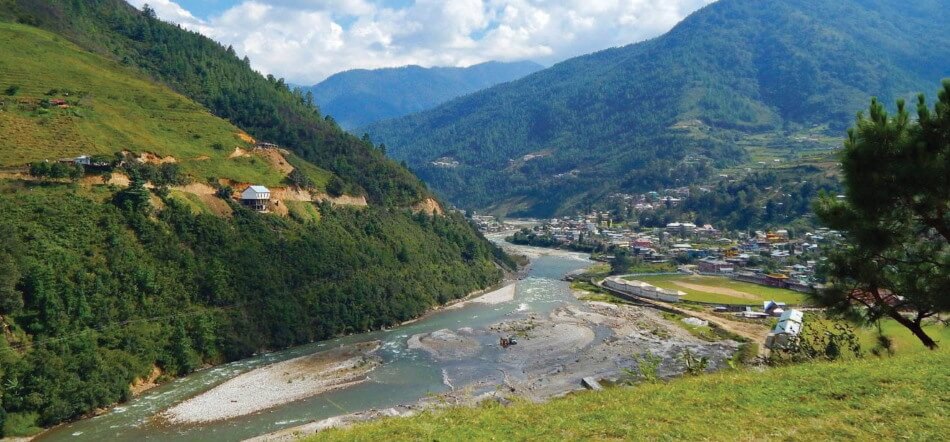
[170,1,416,19]
[170,1,232,19]
[131,0,715,84]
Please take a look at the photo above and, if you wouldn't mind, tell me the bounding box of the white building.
[241,185,271,212]
[603,276,685,303]
[766,309,805,349]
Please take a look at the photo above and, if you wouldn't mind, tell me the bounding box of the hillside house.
[766,309,805,349]
[58,155,93,166]
[241,185,271,212]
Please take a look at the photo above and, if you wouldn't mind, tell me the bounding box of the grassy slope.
[0,22,329,187]
[636,274,807,305]
[319,325,949,441]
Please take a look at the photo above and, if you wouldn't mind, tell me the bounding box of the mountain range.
[365,0,950,217]
[301,61,542,129]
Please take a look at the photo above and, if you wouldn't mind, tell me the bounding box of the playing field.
[632,274,808,305]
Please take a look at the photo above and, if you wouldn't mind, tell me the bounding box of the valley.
[0,0,945,440]
[36,239,745,442]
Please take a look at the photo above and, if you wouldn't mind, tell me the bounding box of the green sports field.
[632,274,808,305]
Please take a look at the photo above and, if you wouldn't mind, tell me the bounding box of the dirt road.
[597,280,769,353]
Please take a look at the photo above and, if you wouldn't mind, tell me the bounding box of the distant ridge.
[302,61,543,129]
[365,0,950,217]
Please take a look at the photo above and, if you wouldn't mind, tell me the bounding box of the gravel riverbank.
[161,341,381,424]
[252,296,740,441]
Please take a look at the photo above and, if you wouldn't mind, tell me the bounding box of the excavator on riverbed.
[500,336,518,348]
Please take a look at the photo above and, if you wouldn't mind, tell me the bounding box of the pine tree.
[813,80,950,349]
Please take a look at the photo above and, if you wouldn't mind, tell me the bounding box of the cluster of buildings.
[470,214,508,233]
[607,187,701,211]
[692,229,838,290]
[491,210,842,290]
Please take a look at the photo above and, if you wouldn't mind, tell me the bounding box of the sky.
[127,0,715,85]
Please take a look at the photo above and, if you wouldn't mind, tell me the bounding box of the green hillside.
[0,3,513,435]
[0,0,427,205]
[365,0,950,217]
[0,22,293,186]
[318,331,949,440]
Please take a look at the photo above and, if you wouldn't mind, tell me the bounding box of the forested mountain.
[304,61,542,129]
[0,2,510,435]
[366,0,950,217]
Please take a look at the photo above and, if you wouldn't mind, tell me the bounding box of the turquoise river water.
[40,244,591,441]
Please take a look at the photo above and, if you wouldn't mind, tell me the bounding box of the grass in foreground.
[315,347,948,441]
[636,274,807,305]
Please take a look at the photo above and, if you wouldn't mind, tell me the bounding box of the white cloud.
[128,0,716,84]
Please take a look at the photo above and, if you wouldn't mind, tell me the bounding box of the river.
[40,241,592,441]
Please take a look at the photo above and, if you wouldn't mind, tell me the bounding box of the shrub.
[215,185,234,199]
[28,162,83,181]
[681,349,709,375]
[768,319,861,364]
[624,353,663,383]
[729,342,760,367]
[2,412,43,437]
[327,175,346,197]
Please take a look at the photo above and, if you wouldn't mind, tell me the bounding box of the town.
[472,208,839,295]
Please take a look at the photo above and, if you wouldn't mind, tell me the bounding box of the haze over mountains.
[302,61,543,129]
[366,0,950,217]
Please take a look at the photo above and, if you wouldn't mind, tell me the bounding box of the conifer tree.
[813,80,950,349]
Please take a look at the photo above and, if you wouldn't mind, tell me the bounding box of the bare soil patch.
[138,152,177,164]
[236,132,256,144]
[412,197,444,215]
[130,366,163,397]
[173,182,216,195]
[257,148,294,174]
[273,187,313,202]
[313,193,368,207]
[671,281,758,300]
[229,147,249,159]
